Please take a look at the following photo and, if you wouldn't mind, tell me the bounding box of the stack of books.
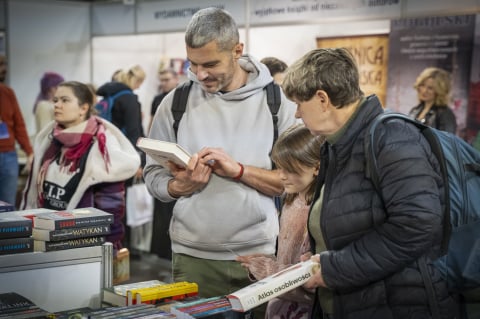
[0,214,34,255]
[103,280,199,307]
[0,200,15,213]
[86,304,176,319]
[170,296,241,319]
[31,207,113,252]
[0,292,49,318]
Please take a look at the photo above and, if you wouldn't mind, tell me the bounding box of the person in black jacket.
[281,48,458,319]
[148,68,179,260]
[409,67,457,135]
[96,65,146,175]
[149,68,179,132]
[97,65,146,252]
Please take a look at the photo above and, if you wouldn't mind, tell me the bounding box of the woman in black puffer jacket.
[281,48,458,319]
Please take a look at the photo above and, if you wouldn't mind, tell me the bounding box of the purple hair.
[33,72,65,113]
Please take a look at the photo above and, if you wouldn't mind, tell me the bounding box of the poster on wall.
[466,14,480,147]
[317,35,389,107]
[386,14,476,135]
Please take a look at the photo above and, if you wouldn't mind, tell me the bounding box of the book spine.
[191,305,232,318]
[88,304,154,319]
[0,201,15,212]
[113,280,165,296]
[0,237,34,255]
[34,224,111,241]
[129,282,198,303]
[178,298,229,315]
[38,236,106,252]
[0,220,32,239]
[54,216,114,229]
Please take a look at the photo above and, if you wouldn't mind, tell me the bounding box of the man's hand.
[167,153,212,197]
[197,147,242,179]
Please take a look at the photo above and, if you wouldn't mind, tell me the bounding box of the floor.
[127,250,173,284]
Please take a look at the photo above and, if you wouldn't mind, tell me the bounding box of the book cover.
[0,216,32,239]
[33,236,106,252]
[137,137,191,167]
[0,292,36,313]
[170,296,224,318]
[155,296,200,313]
[226,259,320,312]
[33,207,113,230]
[103,280,167,307]
[0,208,55,226]
[0,200,15,213]
[88,304,175,319]
[0,292,49,318]
[181,298,231,318]
[88,304,154,318]
[32,224,111,241]
[0,237,34,255]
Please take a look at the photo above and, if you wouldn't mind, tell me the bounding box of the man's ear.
[232,43,244,59]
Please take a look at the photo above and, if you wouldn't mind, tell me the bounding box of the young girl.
[21,81,140,252]
[237,123,324,319]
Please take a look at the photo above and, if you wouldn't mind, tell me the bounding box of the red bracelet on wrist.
[233,162,244,181]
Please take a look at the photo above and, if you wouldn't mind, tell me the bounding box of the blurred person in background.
[97,65,146,253]
[33,72,65,134]
[149,68,179,131]
[261,56,288,85]
[0,54,34,207]
[149,67,180,260]
[408,67,457,134]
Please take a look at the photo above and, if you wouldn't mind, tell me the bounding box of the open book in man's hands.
[137,137,191,167]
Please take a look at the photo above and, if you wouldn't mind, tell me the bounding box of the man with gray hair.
[144,7,296,317]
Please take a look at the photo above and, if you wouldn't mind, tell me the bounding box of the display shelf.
[0,243,113,312]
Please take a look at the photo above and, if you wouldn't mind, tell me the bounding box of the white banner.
[249,0,401,25]
[137,0,244,33]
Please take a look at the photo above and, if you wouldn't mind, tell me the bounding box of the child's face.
[278,164,318,196]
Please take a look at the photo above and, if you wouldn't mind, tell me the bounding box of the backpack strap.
[171,80,281,144]
[111,89,132,100]
[171,81,193,139]
[265,81,281,147]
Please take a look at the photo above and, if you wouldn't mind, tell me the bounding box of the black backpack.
[364,112,480,316]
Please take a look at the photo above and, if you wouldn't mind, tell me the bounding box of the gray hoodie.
[144,54,297,260]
